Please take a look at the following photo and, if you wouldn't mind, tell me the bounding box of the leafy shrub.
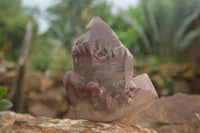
[28,38,72,72]
[28,38,53,72]
[49,45,72,73]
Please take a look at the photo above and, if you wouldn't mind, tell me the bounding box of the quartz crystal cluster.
[63,17,158,122]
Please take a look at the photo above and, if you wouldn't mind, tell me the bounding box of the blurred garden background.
[0,0,200,132]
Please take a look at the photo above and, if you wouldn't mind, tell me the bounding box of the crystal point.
[64,17,158,121]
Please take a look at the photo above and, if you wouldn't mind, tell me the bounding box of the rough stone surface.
[28,103,57,118]
[24,72,55,92]
[26,86,67,118]
[134,93,200,133]
[0,58,15,87]
[63,17,158,121]
[0,113,157,133]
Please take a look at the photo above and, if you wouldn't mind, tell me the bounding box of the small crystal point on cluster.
[63,17,158,122]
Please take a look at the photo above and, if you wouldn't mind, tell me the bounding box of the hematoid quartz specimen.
[63,17,158,122]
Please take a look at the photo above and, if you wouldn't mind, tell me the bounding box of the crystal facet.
[63,17,158,121]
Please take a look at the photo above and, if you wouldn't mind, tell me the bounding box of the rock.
[182,69,196,79]
[52,73,65,85]
[134,93,200,133]
[24,72,43,92]
[27,87,67,118]
[160,63,181,77]
[28,87,65,103]
[0,112,157,133]
[24,72,54,92]
[63,17,158,121]
[174,80,191,93]
[3,61,15,70]
[0,59,16,92]
[41,77,54,92]
[0,65,7,75]
[28,103,57,118]
[0,70,15,84]
[189,77,200,94]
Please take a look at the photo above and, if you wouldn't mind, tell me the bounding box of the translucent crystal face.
[63,17,158,122]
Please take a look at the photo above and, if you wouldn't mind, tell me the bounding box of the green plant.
[49,44,72,73]
[28,38,53,71]
[0,86,12,110]
[0,0,32,61]
[123,0,200,57]
[110,8,143,53]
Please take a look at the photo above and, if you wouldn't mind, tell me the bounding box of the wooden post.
[9,20,34,112]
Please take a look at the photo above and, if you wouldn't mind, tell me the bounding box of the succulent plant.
[0,86,13,110]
